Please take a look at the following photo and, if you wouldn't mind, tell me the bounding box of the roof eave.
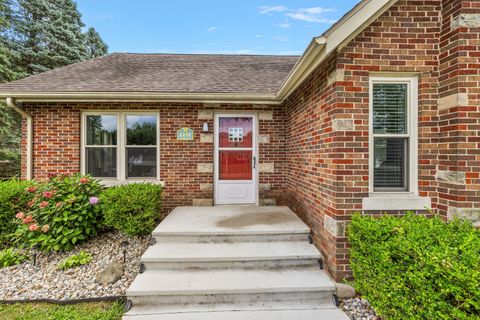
[1,92,281,105]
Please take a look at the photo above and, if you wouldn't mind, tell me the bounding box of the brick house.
[0,0,479,281]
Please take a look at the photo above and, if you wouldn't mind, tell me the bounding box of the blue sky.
[76,0,359,55]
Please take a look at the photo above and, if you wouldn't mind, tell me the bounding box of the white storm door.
[215,114,257,205]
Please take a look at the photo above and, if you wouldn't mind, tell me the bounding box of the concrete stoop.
[124,206,348,320]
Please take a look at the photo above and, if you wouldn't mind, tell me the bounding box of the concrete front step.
[126,266,335,313]
[126,206,346,319]
[153,206,311,243]
[124,308,349,320]
[141,241,322,270]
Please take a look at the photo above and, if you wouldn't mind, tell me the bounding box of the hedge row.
[349,213,480,320]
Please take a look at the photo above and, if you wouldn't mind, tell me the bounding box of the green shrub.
[14,174,104,252]
[57,250,92,270]
[101,183,162,236]
[0,247,28,267]
[0,179,36,248]
[348,213,480,320]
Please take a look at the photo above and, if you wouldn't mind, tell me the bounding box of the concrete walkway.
[124,206,348,320]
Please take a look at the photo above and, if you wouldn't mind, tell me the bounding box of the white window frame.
[368,76,418,196]
[81,111,161,183]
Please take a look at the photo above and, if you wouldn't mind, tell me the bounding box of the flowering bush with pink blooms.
[14,174,104,252]
[0,179,37,249]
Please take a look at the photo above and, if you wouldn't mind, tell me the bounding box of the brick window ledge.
[362,194,431,211]
[99,179,165,188]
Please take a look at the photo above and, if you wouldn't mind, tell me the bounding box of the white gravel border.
[341,297,381,320]
[0,231,150,301]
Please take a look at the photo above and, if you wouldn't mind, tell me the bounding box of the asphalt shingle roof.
[0,53,300,95]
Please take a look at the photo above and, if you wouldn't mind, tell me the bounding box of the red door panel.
[219,150,252,180]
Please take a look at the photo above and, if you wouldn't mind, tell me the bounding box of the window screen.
[85,115,117,177]
[372,83,409,191]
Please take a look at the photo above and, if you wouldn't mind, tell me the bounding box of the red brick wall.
[20,102,286,214]
[284,0,444,281]
[438,0,480,218]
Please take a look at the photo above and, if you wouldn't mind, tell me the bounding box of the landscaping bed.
[341,297,381,320]
[0,175,163,303]
[0,231,149,300]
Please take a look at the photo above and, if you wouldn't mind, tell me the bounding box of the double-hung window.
[82,112,160,181]
[369,77,418,194]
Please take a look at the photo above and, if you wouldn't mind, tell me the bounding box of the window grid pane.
[86,147,117,177]
[86,115,117,146]
[374,138,407,191]
[126,147,157,178]
[126,115,157,146]
[373,83,408,134]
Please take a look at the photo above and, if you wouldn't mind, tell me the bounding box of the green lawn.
[0,301,124,320]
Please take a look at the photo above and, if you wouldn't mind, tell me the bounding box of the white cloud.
[207,26,219,32]
[278,20,291,28]
[258,5,288,14]
[258,5,336,24]
[286,7,336,23]
[255,34,264,38]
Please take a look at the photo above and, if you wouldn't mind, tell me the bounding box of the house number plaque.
[177,127,194,140]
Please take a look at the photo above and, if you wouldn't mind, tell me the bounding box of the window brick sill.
[362,194,431,211]
[99,179,165,188]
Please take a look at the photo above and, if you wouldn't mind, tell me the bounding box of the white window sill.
[99,179,165,188]
[362,193,431,211]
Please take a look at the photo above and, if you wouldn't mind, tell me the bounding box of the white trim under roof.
[1,0,399,105]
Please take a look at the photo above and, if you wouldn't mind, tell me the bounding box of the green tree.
[0,0,108,178]
[12,0,89,74]
[0,0,21,178]
[0,0,18,82]
[84,27,108,59]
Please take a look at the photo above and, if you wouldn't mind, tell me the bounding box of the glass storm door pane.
[86,147,117,177]
[218,116,254,181]
[127,147,157,178]
[126,115,157,145]
[374,138,407,190]
[86,115,117,145]
[219,117,253,148]
[219,150,252,180]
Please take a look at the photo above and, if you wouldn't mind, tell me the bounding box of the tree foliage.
[84,27,108,59]
[0,0,108,178]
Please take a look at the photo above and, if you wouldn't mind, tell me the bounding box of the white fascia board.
[277,0,398,102]
[324,0,398,53]
[276,37,326,100]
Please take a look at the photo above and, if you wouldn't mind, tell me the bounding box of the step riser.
[128,291,334,314]
[142,259,320,270]
[154,233,310,243]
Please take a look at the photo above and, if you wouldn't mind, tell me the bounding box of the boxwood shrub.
[100,183,162,236]
[348,213,480,320]
[0,179,36,248]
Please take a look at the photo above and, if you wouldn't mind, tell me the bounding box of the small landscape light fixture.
[121,240,129,263]
[32,244,39,267]
[202,122,209,132]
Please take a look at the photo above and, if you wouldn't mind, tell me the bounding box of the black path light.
[121,240,129,263]
[32,244,39,267]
